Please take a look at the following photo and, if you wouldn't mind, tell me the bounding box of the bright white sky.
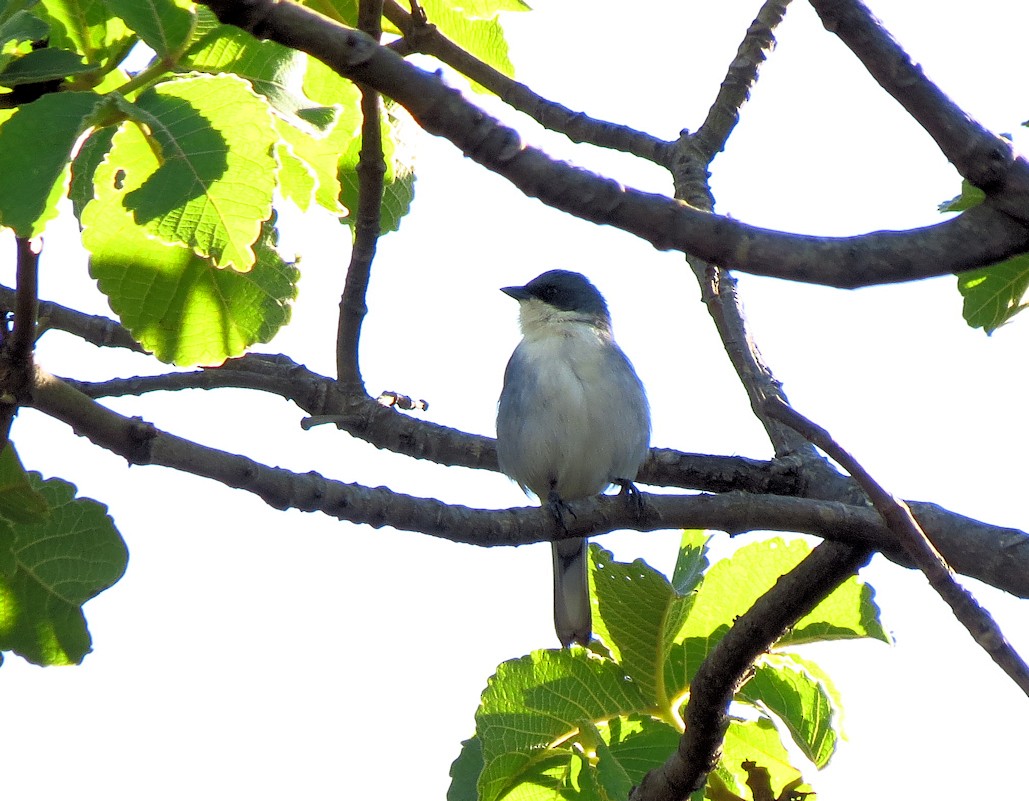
[2,1,1028,798]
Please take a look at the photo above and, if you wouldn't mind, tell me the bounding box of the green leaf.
[713,717,809,800]
[0,443,49,524]
[69,124,116,219]
[184,25,337,132]
[738,653,839,768]
[107,0,195,57]
[37,0,131,65]
[938,179,984,213]
[956,256,1029,334]
[676,538,809,646]
[82,121,298,366]
[301,0,358,28]
[0,10,49,74]
[590,546,692,707]
[782,567,890,645]
[603,717,682,786]
[125,72,277,271]
[443,0,532,16]
[0,46,94,85]
[592,728,634,801]
[939,179,1029,333]
[421,0,515,82]
[475,648,647,801]
[0,473,127,666]
[681,537,888,647]
[338,101,416,234]
[670,529,709,595]
[0,90,107,236]
[448,737,484,801]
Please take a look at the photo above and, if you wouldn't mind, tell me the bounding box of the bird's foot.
[615,479,645,521]
[546,489,576,532]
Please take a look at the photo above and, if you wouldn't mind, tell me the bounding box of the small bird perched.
[496,270,651,647]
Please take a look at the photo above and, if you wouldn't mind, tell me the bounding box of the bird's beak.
[501,285,531,301]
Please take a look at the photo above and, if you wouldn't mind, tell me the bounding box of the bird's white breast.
[499,318,649,500]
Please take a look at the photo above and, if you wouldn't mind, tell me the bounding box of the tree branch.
[0,284,145,353]
[336,0,386,388]
[12,366,923,554]
[670,0,811,457]
[0,237,41,444]
[381,0,671,164]
[640,5,871,795]
[808,0,1029,221]
[767,398,1029,697]
[41,357,1029,599]
[197,0,1029,288]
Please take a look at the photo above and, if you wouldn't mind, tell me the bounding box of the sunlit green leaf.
[83,121,298,366]
[475,648,647,801]
[338,102,416,234]
[0,10,50,73]
[956,257,1029,334]
[38,0,131,65]
[671,529,709,595]
[591,545,692,706]
[107,0,195,57]
[422,0,515,81]
[184,26,336,132]
[714,718,809,800]
[124,73,277,270]
[69,124,115,218]
[739,653,839,768]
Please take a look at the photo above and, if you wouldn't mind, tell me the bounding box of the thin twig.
[0,284,144,352]
[381,0,671,164]
[336,0,386,388]
[671,0,810,458]
[766,397,1029,698]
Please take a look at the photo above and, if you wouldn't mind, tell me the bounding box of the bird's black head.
[502,270,609,317]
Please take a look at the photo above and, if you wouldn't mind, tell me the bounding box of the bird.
[496,269,651,647]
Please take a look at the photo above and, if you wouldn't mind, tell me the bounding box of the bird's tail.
[552,537,591,647]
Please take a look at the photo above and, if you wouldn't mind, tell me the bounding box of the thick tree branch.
[22,366,906,548]
[809,0,1029,223]
[45,356,1029,600]
[768,398,1029,697]
[381,0,671,164]
[197,0,1029,288]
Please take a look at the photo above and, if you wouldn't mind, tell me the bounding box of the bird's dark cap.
[501,270,609,317]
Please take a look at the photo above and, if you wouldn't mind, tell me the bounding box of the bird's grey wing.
[603,343,652,480]
[496,343,544,495]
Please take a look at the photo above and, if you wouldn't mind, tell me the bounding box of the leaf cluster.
[449,533,888,801]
